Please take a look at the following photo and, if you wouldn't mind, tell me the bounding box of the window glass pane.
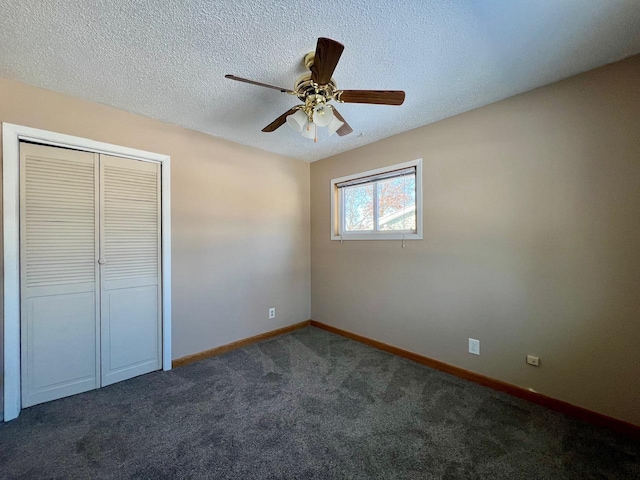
[377,174,416,231]
[344,184,374,231]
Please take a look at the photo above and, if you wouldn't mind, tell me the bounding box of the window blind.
[335,166,415,189]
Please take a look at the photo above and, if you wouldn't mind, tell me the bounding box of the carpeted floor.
[0,326,638,479]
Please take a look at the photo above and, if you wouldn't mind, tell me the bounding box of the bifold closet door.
[20,143,100,408]
[20,144,162,407]
[99,155,161,386]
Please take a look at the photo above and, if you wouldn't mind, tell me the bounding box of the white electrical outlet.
[526,355,540,367]
[268,307,276,319]
[468,338,480,355]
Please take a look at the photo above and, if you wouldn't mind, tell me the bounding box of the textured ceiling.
[1,1,640,162]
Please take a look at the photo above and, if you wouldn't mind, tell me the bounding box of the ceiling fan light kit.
[284,105,344,143]
[225,37,405,143]
[286,109,307,133]
[301,122,317,140]
[312,104,333,127]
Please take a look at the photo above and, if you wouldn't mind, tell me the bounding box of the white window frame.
[2,123,172,422]
[331,159,423,241]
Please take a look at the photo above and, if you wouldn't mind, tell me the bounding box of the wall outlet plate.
[526,355,540,367]
[468,338,480,355]
[268,307,276,319]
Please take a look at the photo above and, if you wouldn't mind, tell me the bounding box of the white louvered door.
[99,155,161,386]
[20,144,162,407]
[20,143,100,408]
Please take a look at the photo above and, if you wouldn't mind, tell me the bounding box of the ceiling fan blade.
[310,37,344,85]
[331,108,353,136]
[337,90,405,105]
[225,74,295,94]
[262,107,299,132]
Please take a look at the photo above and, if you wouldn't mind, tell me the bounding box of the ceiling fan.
[225,37,405,142]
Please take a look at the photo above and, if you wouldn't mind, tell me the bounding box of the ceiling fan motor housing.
[294,73,338,103]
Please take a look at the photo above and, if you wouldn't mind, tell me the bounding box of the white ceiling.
[1,1,639,162]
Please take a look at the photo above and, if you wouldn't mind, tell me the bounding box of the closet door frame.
[2,123,172,422]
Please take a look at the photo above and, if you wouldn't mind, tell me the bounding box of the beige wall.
[2,54,638,425]
[0,78,311,418]
[311,55,640,425]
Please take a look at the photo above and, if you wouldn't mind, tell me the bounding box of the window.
[331,159,422,240]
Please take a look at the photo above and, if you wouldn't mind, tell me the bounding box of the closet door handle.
[98,259,108,265]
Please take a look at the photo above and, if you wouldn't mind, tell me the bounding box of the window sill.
[331,232,423,241]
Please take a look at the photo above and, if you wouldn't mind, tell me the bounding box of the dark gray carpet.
[0,326,638,479]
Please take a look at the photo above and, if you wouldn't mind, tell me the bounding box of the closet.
[20,142,162,408]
